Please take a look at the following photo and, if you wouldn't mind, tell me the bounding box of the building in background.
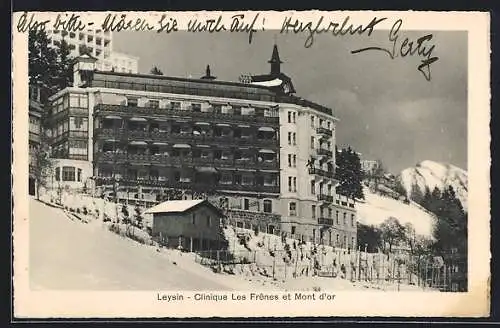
[47,29,139,74]
[44,45,357,249]
[361,159,380,175]
[29,85,45,196]
[145,199,225,251]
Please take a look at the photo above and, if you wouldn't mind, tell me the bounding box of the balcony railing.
[94,176,279,194]
[95,152,279,171]
[69,107,88,116]
[317,194,334,203]
[94,103,279,124]
[29,132,40,144]
[318,217,334,226]
[316,127,333,137]
[317,148,333,157]
[308,167,335,178]
[225,209,281,223]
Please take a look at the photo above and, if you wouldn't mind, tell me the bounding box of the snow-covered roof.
[250,78,283,87]
[144,200,205,214]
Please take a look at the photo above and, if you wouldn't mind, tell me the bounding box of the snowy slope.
[356,188,436,237]
[400,160,468,211]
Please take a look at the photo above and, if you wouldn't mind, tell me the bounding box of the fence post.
[357,247,361,281]
[272,255,276,279]
[295,251,298,278]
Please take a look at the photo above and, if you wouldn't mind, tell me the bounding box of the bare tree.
[31,133,53,200]
[380,216,405,253]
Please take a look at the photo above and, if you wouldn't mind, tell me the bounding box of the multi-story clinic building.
[45,45,357,249]
[47,29,139,73]
[28,85,45,196]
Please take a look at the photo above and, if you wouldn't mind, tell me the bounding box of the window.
[287,111,292,123]
[149,100,159,108]
[55,167,60,181]
[291,226,296,235]
[310,180,315,194]
[242,175,253,186]
[206,216,211,227]
[311,115,315,127]
[263,200,272,213]
[192,214,196,225]
[244,198,250,210]
[288,154,292,167]
[288,176,292,192]
[351,214,355,227]
[62,166,76,181]
[336,234,339,243]
[311,205,316,219]
[328,208,333,218]
[292,112,296,123]
[127,98,138,107]
[311,136,315,149]
[336,211,339,224]
[292,133,296,145]
[69,94,88,108]
[77,168,82,182]
[287,132,292,145]
[293,177,297,192]
[170,101,181,110]
[289,202,297,216]
[343,212,347,225]
[327,121,331,129]
[352,237,355,248]
[319,118,324,128]
[344,235,347,248]
[192,103,201,112]
[293,155,297,167]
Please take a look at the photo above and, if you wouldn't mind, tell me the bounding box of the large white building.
[47,29,139,74]
[44,45,357,249]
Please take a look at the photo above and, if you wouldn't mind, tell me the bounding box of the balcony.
[94,103,279,125]
[318,217,334,226]
[29,131,40,144]
[69,107,88,116]
[317,148,333,157]
[316,127,333,137]
[68,131,88,139]
[308,167,335,179]
[95,128,126,140]
[216,184,280,194]
[317,194,334,203]
[226,209,281,223]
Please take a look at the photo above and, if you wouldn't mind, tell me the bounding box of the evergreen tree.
[393,177,407,198]
[29,30,74,96]
[28,29,58,92]
[150,66,164,75]
[410,183,424,205]
[335,146,364,200]
[357,222,382,252]
[421,186,432,210]
[53,38,74,90]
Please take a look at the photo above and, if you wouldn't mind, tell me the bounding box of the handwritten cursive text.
[351,19,439,81]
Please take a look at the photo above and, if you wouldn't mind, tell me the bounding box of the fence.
[194,248,467,292]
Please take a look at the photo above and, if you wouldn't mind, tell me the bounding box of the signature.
[351,19,439,81]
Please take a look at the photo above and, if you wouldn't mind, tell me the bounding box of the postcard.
[12,10,490,318]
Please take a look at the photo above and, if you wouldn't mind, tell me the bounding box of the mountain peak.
[400,160,468,210]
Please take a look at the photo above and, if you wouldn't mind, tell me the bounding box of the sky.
[113,30,467,174]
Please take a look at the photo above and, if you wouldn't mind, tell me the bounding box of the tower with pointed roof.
[268,44,283,76]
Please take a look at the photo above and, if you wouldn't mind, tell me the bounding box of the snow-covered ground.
[31,188,438,292]
[357,188,436,237]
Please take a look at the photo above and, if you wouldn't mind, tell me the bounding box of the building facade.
[45,45,357,249]
[146,199,225,251]
[29,85,44,196]
[361,159,380,175]
[47,29,139,73]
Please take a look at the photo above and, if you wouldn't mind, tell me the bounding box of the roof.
[144,199,223,216]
